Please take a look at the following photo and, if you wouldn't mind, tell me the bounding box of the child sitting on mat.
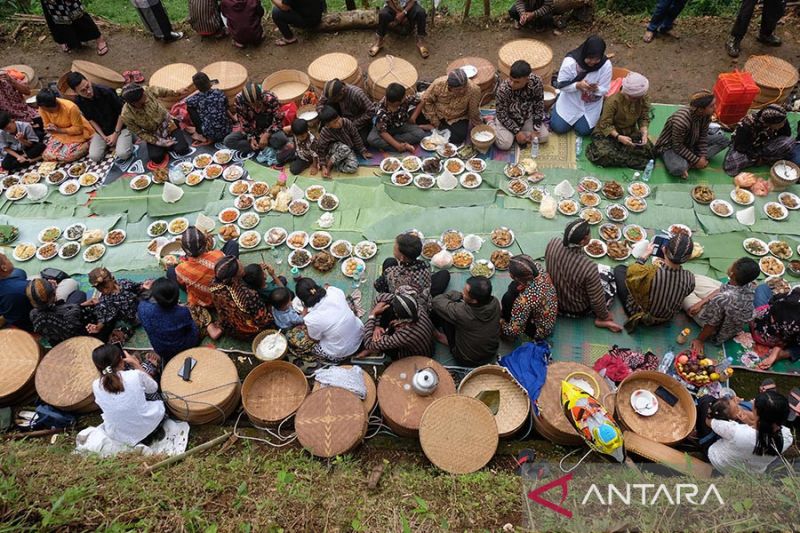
[316,106,372,178]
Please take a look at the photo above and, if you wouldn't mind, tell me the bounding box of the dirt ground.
[0,13,799,104]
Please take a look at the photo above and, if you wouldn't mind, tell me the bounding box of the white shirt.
[708,419,792,475]
[553,57,612,128]
[92,370,165,446]
[304,286,364,360]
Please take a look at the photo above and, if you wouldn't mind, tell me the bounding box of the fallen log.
[143,431,231,474]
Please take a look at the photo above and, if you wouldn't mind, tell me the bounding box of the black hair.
[291,118,309,135]
[242,264,266,290]
[510,60,532,79]
[65,71,86,90]
[707,397,736,421]
[35,89,57,108]
[396,233,422,262]
[92,344,124,394]
[0,111,10,130]
[296,277,326,308]
[385,83,406,103]
[150,277,179,308]
[466,276,493,306]
[270,287,292,308]
[319,105,339,125]
[753,390,789,456]
[731,257,760,286]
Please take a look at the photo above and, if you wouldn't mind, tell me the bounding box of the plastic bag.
[274,190,291,212]
[553,179,575,198]
[431,250,453,269]
[426,128,451,147]
[539,195,557,219]
[436,169,457,190]
[162,182,183,203]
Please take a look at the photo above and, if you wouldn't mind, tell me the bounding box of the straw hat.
[624,431,714,479]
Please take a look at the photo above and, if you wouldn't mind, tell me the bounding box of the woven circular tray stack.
[242,360,308,426]
[615,370,695,445]
[71,60,125,89]
[295,387,368,458]
[161,347,240,425]
[458,364,530,438]
[533,362,614,445]
[1,64,36,88]
[202,61,248,101]
[498,39,553,83]
[35,336,102,413]
[0,330,42,406]
[623,431,714,479]
[377,356,456,437]
[419,395,498,474]
[308,53,364,91]
[149,63,197,106]
[744,55,798,108]
[262,70,311,104]
[312,365,377,415]
[366,56,418,100]
[446,57,496,98]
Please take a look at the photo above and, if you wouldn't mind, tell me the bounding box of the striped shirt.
[318,84,377,132]
[316,117,367,158]
[363,293,434,357]
[545,238,609,319]
[626,261,695,322]
[514,0,554,17]
[654,107,709,166]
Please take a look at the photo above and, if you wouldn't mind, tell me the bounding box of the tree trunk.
[463,0,472,21]
[345,0,357,10]
[483,0,490,17]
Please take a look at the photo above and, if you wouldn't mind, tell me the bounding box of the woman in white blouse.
[296,278,364,363]
[551,35,613,137]
[91,344,165,446]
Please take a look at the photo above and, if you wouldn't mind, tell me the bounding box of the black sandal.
[759,378,776,394]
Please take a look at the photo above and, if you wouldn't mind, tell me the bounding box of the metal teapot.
[411,367,439,396]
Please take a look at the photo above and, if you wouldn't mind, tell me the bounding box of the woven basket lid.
[1,64,34,85]
[295,387,367,458]
[744,55,799,90]
[35,336,102,410]
[446,57,496,89]
[0,330,41,403]
[71,60,125,87]
[202,61,248,93]
[498,39,553,73]
[262,70,310,104]
[419,395,498,474]
[458,364,530,437]
[615,370,695,445]
[308,53,359,86]
[623,431,714,479]
[312,365,377,415]
[377,356,456,436]
[150,63,197,93]
[242,360,308,425]
[161,347,239,420]
[534,362,614,445]
[367,56,418,92]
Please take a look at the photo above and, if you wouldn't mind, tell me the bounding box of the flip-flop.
[368,44,382,57]
[759,378,776,393]
[275,38,298,47]
[643,30,655,43]
[417,44,430,59]
[515,448,537,477]
[96,42,109,56]
[788,388,800,422]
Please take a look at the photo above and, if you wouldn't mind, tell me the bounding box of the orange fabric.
[38,98,94,144]
[175,250,225,308]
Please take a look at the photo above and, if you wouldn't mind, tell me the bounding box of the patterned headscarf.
[757,104,788,125]
[241,82,262,106]
[392,292,419,322]
[88,267,114,288]
[621,72,649,98]
[509,254,539,282]
[214,255,239,283]
[447,69,468,88]
[26,278,54,309]
[181,226,210,258]
[689,90,714,109]
[323,78,345,100]
[563,219,590,248]
[121,83,144,104]
[664,234,693,265]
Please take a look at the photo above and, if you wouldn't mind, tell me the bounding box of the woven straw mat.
[313,365,376,415]
[308,53,359,85]
[161,347,239,419]
[296,388,367,458]
[458,365,529,437]
[242,360,308,424]
[498,39,553,71]
[0,330,40,401]
[624,431,714,479]
[35,336,102,410]
[150,63,197,92]
[368,56,418,91]
[744,55,799,90]
[202,62,248,92]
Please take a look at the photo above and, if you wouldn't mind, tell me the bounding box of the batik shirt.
[210,280,273,339]
[293,132,318,163]
[378,259,432,309]
[495,74,545,134]
[186,89,232,142]
[92,279,143,326]
[233,89,283,142]
[120,86,179,145]
[697,283,756,344]
[501,271,558,340]
[375,94,420,133]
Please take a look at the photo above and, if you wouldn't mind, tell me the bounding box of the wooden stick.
[144,431,231,474]
[463,0,472,20]
[3,428,60,440]
[483,0,490,17]
[11,22,25,42]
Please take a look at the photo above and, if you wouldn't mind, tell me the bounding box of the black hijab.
[557,35,608,88]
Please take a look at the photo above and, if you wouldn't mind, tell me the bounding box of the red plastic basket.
[714,71,760,125]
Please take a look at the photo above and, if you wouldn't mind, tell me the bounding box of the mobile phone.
[178,357,197,381]
[655,386,678,407]
[652,235,669,258]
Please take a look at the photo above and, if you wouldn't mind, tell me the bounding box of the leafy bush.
[599,0,739,16]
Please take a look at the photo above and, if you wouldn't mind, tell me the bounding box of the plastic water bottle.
[658,351,675,374]
[352,264,364,288]
[575,136,583,156]
[642,159,654,182]
[531,136,540,158]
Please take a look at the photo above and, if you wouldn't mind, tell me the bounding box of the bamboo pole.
[463,0,472,21]
[144,431,231,474]
[483,0,490,17]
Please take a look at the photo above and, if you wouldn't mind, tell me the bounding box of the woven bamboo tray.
[307,53,360,91]
[296,387,367,458]
[1,64,36,87]
[446,57,496,97]
[262,70,310,104]
[71,60,124,89]
[498,39,553,82]
[202,61,248,100]
[615,370,695,445]
[149,63,197,105]
[419,395,498,474]
[312,365,377,415]
[377,356,456,437]
[0,330,42,406]
[161,347,240,424]
[296,104,319,130]
[242,360,308,426]
[623,431,714,479]
[366,56,418,100]
[458,364,530,437]
[744,55,798,107]
[35,336,102,412]
[533,362,614,446]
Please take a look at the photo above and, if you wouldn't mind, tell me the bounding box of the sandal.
[788,387,800,422]
[369,38,384,57]
[60,44,71,53]
[96,40,109,56]
[416,43,430,59]
[759,378,776,394]
[232,40,245,49]
[643,30,655,43]
[274,37,298,47]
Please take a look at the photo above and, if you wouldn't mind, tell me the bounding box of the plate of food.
[130,174,151,191]
[305,185,326,202]
[743,237,768,256]
[213,149,233,165]
[36,242,58,261]
[265,227,287,246]
[420,137,439,152]
[606,204,629,222]
[460,172,482,189]
[692,185,714,204]
[5,184,27,201]
[79,172,99,187]
[710,199,733,218]
[355,241,378,260]
[228,182,251,198]
[184,171,203,187]
[490,249,512,270]
[286,230,309,250]
[414,173,436,190]
[402,156,422,173]
[491,227,515,248]
[67,162,86,178]
[380,157,402,174]
[466,158,486,173]
[21,172,41,185]
[668,224,692,238]
[330,239,353,259]
[238,212,260,230]
[239,230,261,249]
[623,224,646,243]
[529,187,547,203]
[310,231,332,250]
[58,241,81,260]
[288,199,310,216]
[176,161,194,175]
[83,243,106,263]
[579,176,601,192]
[391,170,413,187]
[147,237,166,256]
[508,178,530,197]
[436,143,457,158]
[601,180,624,200]
[599,223,621,241]
[444,158,465,175]
[318,193,339,211]
[422,157,442,174]
[216,224,239,243]
[2,176,19,189]
[12,242,36,262]
[607,240,630,261]
[503,163,524,179]
[218,207,240,224]
[628,181,650,198]
[222,164,245,182]
[59,179,80,196]
[470,259,495,278]
[731,188,755,206]
[580,207,603,225]
[558,199,579,216]
[779,192,800,210]
[422,239,443,260]
[193,153,213,169]
[768,240,793,260]
[526,171,546,185]
[234,194,254,211]
[624,196,647,213]
[243,182,266,198]
[341,256,366,278]
[103,229,126,247]
[441,229,464,251]
[579,192,601,207]
[46,170,67,186]
[254,196,272,213]
[168,217,189,235]
[312,250,336,273]
[37,226,61,243]
[146,221,167,238]
[65,223,86,241]
[452,250,474,269]
[760,256,785,278]
[584,239,607,258]
[764,202,788,221]
[288,249,312,269]
[789,260,800,277]
[203,163,223,180]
